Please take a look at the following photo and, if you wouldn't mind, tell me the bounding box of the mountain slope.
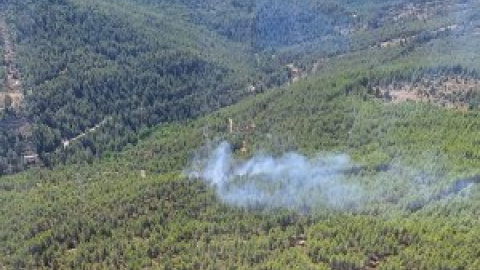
[0,0,260,172]
[3,65,480,269]
[1,0,471,172]
[4,7,480,266]
[3,0,480,269]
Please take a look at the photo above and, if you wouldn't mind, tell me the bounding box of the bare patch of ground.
[374,75,480,111]
[375,24,458,49]
[0,16,39,164]
[0,18,23,111]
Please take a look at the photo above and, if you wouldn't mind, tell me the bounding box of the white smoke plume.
[188,141,363,211]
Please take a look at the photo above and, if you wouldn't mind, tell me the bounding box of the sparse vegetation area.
[367,67,480,110]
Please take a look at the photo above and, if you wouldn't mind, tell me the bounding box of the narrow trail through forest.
[0,16,38,164]
[0,17,23,110]
[62,118,111,148]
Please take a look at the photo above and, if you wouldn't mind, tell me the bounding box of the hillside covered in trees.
[0,0,260,172]
[3,0,480,269]
[1,0,476,171]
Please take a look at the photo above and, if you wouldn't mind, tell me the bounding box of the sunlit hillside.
[2,0,480,269]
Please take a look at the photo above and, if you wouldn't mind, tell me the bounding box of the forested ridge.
[3,0,480,269]
[1,0,473,171]
[0,0,262,172]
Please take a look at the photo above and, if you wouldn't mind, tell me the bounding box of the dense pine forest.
[2,0,480,269]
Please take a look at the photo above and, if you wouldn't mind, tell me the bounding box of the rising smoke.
[186,141,479,213]
[187,141,363,211]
